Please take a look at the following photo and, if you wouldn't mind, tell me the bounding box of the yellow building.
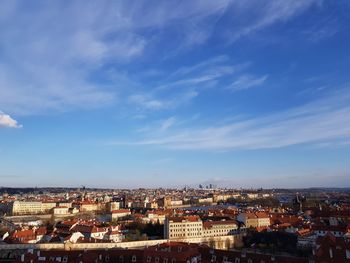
[41,202,57,213]
[10,201,43,215]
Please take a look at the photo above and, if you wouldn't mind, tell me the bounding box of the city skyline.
[1,1,350,188]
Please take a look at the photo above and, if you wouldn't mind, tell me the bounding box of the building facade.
[164,216,238,240]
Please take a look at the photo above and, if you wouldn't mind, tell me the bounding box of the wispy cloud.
[227,74,268,91]
[160,117,177,132]
[156,59,251,92]
[128,94,165,110]
[0,111,22,128]
[0,1,320,116]
[124,89,350,151]
[226,0,321,42]
[305,26,338,43]
[128,91,198,111]
[0,1,234,115]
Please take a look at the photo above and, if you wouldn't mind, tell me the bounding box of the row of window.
[146,256,177,263]
[212,255,264,263]
[170,223,201,227]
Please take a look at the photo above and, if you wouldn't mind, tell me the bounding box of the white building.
[164,216,238,240]
[53,206,69,215]
[110,209,131,221]
[165,216,202,239]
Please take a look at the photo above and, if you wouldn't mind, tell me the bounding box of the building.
[10,201,43,215]
[145,201,159,209]
[106,201,120,212]
[7,227,47,244]
[52,206,69,216]
[58,202,72,208]
[66,222,124,243]
[143,211,168,224]
[110,209,131,221]
[164,216,238,240]
[79,201,99,212]
[41,202,57,213]
[312,224,350,237]
[159,197,183,208]
[237,212,270,228]
[198,197,213,204]
[313,233,350,262]
[164,216,203,239]
[5,201,69,215]
[17,241,309,263]
[202,220,238,237]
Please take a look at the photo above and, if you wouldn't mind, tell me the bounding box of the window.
[119,255,124,262]
[247,260,252,263]
[132,255,137,262]
[164,258,168,263]
[62,257,68,263]
[147,256,151,262]
[155,257,159,263]
[235,258,240,263]
[171,258,176,263]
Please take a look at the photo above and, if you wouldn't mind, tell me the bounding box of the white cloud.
[228,74,268,91]
[0,1,232,115]
[128,89,350,151]
[128,94,165,110]
[0,111,22,128]
[226,0,321,42]
[128,91,198,112]
[159,117,176,132]
[0,1,320,115]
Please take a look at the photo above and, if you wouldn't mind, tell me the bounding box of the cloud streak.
[128,91,198,112]
[227,74,268,91]
[125,89,350,151]
[226,0,321,42]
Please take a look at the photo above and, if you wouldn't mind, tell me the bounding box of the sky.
[1,0,350,189]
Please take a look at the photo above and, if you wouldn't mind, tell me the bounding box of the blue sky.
[1,0,350,188]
